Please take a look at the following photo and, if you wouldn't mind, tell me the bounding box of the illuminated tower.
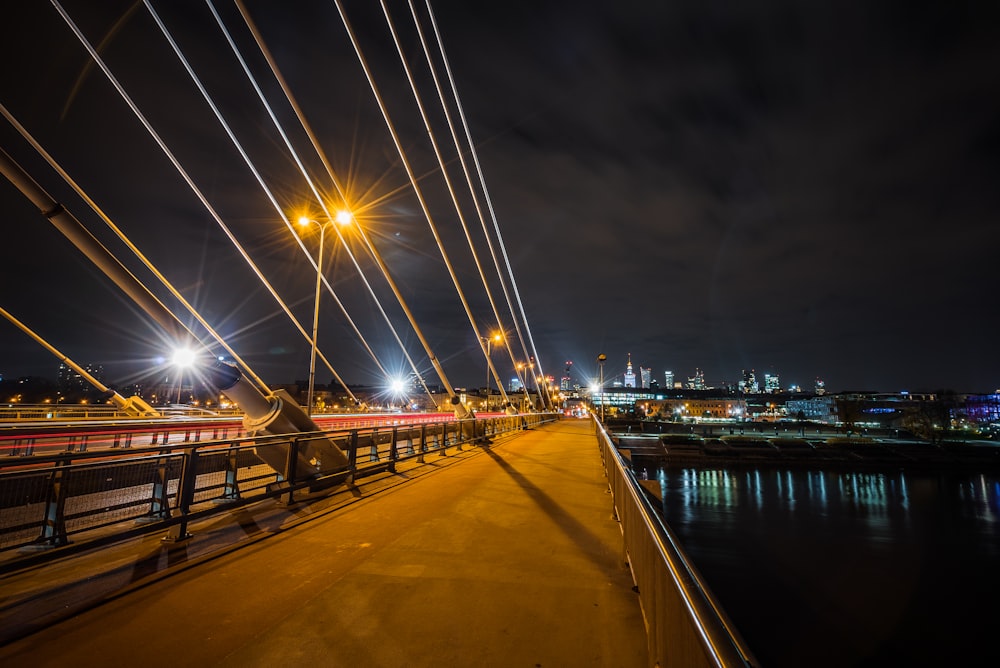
[623,354,636,388]
[664,370,674,389]
[561,361,573,391]
[640,367,651,389]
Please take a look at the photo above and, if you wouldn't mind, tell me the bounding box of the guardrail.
[0,404,245,421]
[595,416,759,668]
[0,412,487,457]
[0,413,554,559]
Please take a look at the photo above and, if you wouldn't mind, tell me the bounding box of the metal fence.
[0,413,553,558]
[595,416,760,668]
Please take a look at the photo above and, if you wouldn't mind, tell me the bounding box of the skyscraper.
[623,354,636,388]
[560,361,573,391]
[640,366,651,389]
[664,370,674,389]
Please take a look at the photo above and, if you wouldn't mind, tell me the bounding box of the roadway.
[0,418,648,667]
[0,411,468,457]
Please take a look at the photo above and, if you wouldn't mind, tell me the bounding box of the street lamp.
[297,211,352,416]
[482,332,501,411]
[597,353,606,422]
[171,347,196,405]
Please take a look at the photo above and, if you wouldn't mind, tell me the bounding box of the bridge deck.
[0,419,648,667]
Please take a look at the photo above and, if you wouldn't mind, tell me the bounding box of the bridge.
[0,417,757,667]
[0,5,759,666]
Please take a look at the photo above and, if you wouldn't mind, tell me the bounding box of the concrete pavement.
[0,418,648,667]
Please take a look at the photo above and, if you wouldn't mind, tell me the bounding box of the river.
[623,443,1000,667]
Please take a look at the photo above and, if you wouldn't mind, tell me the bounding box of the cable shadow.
[479,445,617,571]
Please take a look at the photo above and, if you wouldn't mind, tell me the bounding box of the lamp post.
[482,332,501,411]
[597,353,606,422]
[298,211,352,416]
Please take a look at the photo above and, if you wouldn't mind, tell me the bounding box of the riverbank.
[614,432,1000,471]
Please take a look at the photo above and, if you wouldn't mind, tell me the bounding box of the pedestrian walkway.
[0,418,648,667]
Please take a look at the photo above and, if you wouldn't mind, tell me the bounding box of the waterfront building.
[965,393,1000,425]
[589,385,659,414]
[643,397,748,421]
[785,395,837,423]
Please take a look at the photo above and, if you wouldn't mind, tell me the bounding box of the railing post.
[346,430,359,484]
[142,450,173,522]
[388,427,398,473]
[215,445,241,503]
[418,424,426,463]
[163,447,198,542]
[370,428,380,462]
[277,438,300,506]
[404,426,415,456]
[34,458,70,548]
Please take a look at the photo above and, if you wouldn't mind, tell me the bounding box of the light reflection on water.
[634,456,1000,667]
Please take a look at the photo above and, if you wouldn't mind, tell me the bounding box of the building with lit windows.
[963,394,1000,425]
[740,369,758,394]
[57,362,104,393]
[623,354,636,388]
[643,397,748,421]
[640,366,651,389]
[560,361,573,391]
[589,386,658,414]
[786,395,837,423]
[686,368,706,390]
[664,370,674,389]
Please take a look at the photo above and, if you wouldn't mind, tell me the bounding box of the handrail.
[594,416,759,668]
[0,413,557,559]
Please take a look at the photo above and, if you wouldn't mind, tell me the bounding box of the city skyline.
[1,2,999,396]
[4,349,996,399]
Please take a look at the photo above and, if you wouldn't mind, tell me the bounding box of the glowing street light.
[297,211,352,416]
[481,331,502,410]
[597,353,606,422]
[171,346,196,404]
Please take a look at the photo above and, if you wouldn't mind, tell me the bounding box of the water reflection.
[643,463,1000,667]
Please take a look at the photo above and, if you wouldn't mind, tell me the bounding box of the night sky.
[1,1,999,395]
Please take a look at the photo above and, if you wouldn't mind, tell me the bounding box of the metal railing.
[0,413,554,558]
[595,416,760,668]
